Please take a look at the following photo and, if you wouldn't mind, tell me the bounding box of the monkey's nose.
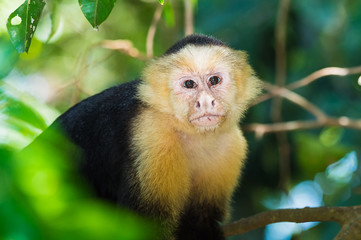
[196,101,201,108]
[195,92,217,110]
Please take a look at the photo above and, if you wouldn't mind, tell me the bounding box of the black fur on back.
[48,80,143,206]
[164,34,226,56]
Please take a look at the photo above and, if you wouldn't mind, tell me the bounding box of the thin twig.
[273,0,291,121]
[69,47,92,105]
[53,46,116,103]
[184,0,194,36]
[253,65,361,105]
[243,117,361,137]
[263,83,328,121]
[273,0,291,192]
[71,81,80,105]
[287,65,361,90]
[274,0,290,89]
[53,37,148,104]
[102,40,147,60]
[146,4,163,59]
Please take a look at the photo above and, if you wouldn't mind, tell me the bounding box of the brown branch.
[222,205,361,239]
[249,67,361,138]
[263,82,328,121]
[272,0,290,120]
[243,117,361,137]
[273,0,291,191]
[274,0,290,89]
[184,0,194,36]
[335,216,361,240]
[287,65,361,90]
[146,4,163,59]
[101,40,148,61]
[254,65,361,105]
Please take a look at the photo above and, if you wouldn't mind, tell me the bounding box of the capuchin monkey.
[35,34,261,239]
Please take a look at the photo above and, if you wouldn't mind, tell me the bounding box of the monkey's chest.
[179,133,244,201]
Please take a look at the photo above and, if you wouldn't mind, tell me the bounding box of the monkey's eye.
[209,76,221,86]
[183,80,196,89]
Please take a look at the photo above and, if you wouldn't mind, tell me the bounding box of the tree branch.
[243,117,361,137]
[273,0,291,191]
[222,205,361,239]
[146,4,163,59]
[248,66,361,137]
[101,40,148,60]
[263,82,328,121]
[274,0,290,89]
[184,0,194,35]
[254,65,361,105]
[287,65,361,90]
[272,0,290,120]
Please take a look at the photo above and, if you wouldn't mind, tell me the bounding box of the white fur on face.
[169,46,237,131]
[140,44,261,134]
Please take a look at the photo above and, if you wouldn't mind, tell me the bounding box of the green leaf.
[162,3,175,28]
[1,94,48,131]
[0,35,19,79]
[158,0,165,5]
[6,0,46,54]
[191,0,198,8]
[47,1,60,42]
[79,0,116,30]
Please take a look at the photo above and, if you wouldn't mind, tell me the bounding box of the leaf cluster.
[6,0,165,53]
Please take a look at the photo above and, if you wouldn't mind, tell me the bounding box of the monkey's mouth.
[190,114,225,127]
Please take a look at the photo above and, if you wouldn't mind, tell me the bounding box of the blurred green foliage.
[0,0,361,239]
[0,35,18,78]
[294,131,352,179]
[0,82,158,240]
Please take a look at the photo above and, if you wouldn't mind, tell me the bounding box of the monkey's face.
[171,67,230,131]
[140,45,261,133]
[169,46,242,132]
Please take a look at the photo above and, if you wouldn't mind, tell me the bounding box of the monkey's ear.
[244,74,263,106]
[232,50,263,107]
[236,50,249,61]
[138,60,173,113]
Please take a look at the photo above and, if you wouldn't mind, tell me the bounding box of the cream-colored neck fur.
[131,107,247,224]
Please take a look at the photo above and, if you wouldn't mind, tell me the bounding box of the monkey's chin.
[190,115,224,129]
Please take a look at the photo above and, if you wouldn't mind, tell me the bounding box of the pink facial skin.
[172,70,231,129]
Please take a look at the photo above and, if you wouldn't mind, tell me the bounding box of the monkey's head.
[139,34,261,133]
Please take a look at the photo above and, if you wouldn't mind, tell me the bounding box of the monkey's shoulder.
[52,79,143,149]
[61,79,141,119]
[39,80,143,202]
